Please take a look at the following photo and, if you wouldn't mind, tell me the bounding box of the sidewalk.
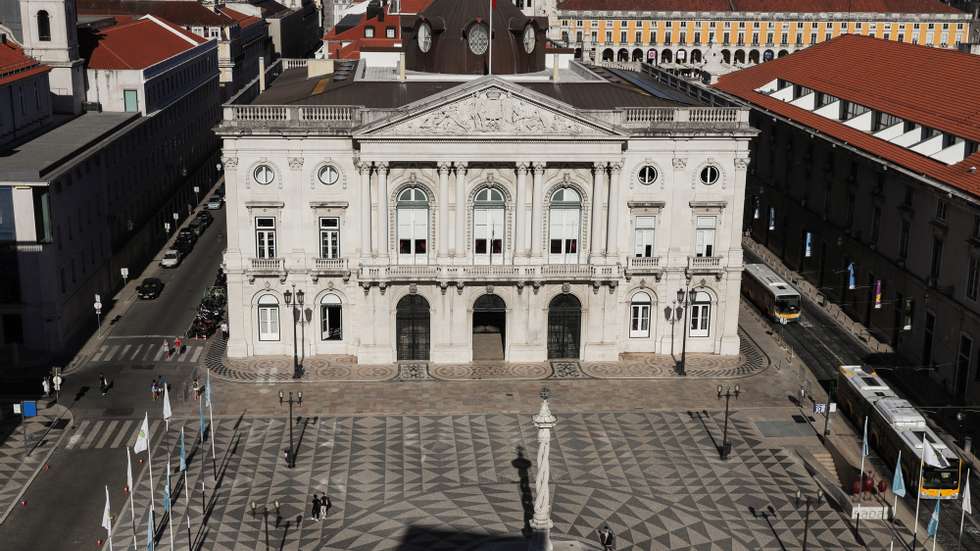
[0,401,72,524]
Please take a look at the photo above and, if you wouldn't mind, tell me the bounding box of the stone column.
[454,162,468,259]
[529,162,546,258]
[529,388,557,551]
[515,162,529,258]
[590,162,607,260]
[376,161,389,259]
[606,162,623,258]
[437,161,452,260]
[357,159,371,259]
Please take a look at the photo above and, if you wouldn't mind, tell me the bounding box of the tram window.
[775,296,800,313]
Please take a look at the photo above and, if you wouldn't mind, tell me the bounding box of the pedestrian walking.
[320,496,330,520]
[174,336,183,355]
[597,525,615,551]
[159,376,168,395]
[41,376,50,397]
[163,338,172,358]
[220,321,229,340]
[99,373,109,396]
[151,378,159,400]
[192,377,201,400]
[311,494,321,521]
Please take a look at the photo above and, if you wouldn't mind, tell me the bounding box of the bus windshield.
[775,296,801,314]
[922,465,960,490]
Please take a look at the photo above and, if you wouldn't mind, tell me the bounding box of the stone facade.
[218,73,755,363]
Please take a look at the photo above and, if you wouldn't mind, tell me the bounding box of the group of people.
[150,377,168,400]
[310,494,332,522]
[162,337,185,358]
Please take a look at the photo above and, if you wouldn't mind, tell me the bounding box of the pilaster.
[454,161,468,259]
[515,162,529,259]
[530,162,546,259]
[606,161,624,259]
[357,158,371,259]
[590,162,607,260]
[437,161,452,260]
[375,161,389,259]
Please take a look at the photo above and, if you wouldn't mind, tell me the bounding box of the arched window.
[257,295,280,341]
[689,291,711,337]
[320,294,342,341]
[549,188,581,264]
[629,292,652,338]
[473,187,505,264]
[37,11,51,42]
[396,187,429,264]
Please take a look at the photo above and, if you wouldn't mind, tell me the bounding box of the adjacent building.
[0,40,51,147]
[553,0,972,73]
[715,35,980,403]
[226,0,322,58]
[218,0,755,364]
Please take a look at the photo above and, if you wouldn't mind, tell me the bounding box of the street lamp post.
[283,286,305,379]
[278,390,302,468]
[663,301,684,358]
[193,185,200,207]
[164,222,171,234]
[795,489,824,551]
[676,287,690,374]
[717,384,740,460]
[529,387,557,551]
[250,500,279,551]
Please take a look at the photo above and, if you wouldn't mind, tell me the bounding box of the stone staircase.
[812,449,844,487]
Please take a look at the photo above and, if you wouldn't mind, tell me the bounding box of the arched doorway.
[617,48,629,61]
[547,294,581,359]
[396,295,430,360]
[473,294,506,361]
[777,49,789,57]
[748,49,760,64]
[763,49,775,62]
[647,49,657,64]
[721,49,731,64]
[661,48,672,63]
[631,48,643,61]
[734,49,745,64]
[602,48,614,61]
[676,48,687,63]
[691,49,702,63]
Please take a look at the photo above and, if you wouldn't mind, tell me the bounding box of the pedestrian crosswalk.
[89,341,205,364]
[64,418,167,450]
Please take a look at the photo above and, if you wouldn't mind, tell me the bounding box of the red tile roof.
[323,6,405,59]
[558,0,961,12]
[77,1,236,26]
[218,7,263,29]
[0,41,49,86]
[82,16,207,70]
[395,0,434,13]
[715,35,980,197]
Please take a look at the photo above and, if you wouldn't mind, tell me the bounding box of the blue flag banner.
[848,262,856,290]
[927,499,940,538]
[199,398,206,443]
[147,508,155,551]
[179,428,187,472]
[804,232,813,258]
[205,372,212,408]
[891,451,906,498]
[163,463,171,512]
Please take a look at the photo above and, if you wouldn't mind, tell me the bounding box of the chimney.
[399,51,406,81]
[258,56,266,92]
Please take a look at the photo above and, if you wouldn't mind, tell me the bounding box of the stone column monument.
[529,388,556,551]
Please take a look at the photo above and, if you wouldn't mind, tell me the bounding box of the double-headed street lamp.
[250,499,280,551]
[279,390,302,468]
[283,286,304,379]
[663,299,684,359]
[795,489,824,551]
[675,287,690,374]
[717,384,740,460]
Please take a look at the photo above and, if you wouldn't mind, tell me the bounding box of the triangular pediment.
[355,77,623,139]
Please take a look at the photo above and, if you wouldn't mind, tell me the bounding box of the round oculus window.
[523,25,536,53]
[637,165,658,186]
[253,164,275,185]
[317,164,339,186]
[699,165,721,186]
[417,22,432,53]
[468,24,489,55]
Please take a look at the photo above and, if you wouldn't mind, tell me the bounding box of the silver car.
[160,249,182,268]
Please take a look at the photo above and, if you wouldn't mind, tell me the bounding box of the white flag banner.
[922,440,949,469]
[965,475,973,515]
[133,413,150,454]
[162,385,172,422]
[126,447,134,491]
[101,485,112,532]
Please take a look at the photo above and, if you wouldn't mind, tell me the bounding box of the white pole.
[128,448,137,550]
[488,0,493,76]
[209,404,216,462]
[148,446,156,516]
[960,468,971,551]
[913,433,926,550]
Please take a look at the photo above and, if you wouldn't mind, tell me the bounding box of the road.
[0,197,225,551]
[744,250,980,551]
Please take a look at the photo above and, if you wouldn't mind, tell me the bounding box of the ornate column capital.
[593,161,608,172]
[375,161,389,173]
[287,157,304,170]
[221,156,238,168]
[672,158,688,170]
[734,156,752,170]
[454,161,468,172]
[515,161,530,174]
[531,161,547,173]
[609,161,623,174]
[437,161,453,173]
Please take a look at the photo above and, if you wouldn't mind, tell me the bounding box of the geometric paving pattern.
[210,328,770,385]
[0,404,70,523]
[110,410,909,550]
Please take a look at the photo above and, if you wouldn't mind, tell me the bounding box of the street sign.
[813,403,826,415]
[121,267,129,279]
[52,375,62,390]
[94,302,103,313]
[193,186,200,193]
[829,402,837,413]
[12,403,21,414]
[21,401,37,417]
[851,505,887,520]
[95,293,101,303]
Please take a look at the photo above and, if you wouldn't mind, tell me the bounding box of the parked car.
[174,238,194,256]
[136,278,164,299]
[160,249,182,268]
[206,197,223,210]
[189,219,206,237]
[177,228,197,243]
[195,211,213,226]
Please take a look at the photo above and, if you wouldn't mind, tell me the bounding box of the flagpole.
[208,401,217,482]
[128,448,137,549]
[912,433,926,551]
[857,416,867,534]
[890,450,902,551]
[959,468,971,551]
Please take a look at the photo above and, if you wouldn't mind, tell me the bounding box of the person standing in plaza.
[174,336,183,355]
[310,494,321,521]
[99,373,109,396]
[320,495,330,520]
[597,525,615,550]
[41,376,50,397]
[151,378,159,400]
[220,321,229,340]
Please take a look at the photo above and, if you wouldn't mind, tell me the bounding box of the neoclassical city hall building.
[218,0,756,364]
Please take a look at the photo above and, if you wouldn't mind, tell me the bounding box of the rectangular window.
[629,302,650,338]
[967,257,979,301]
[257,305,280,341]
[923,311,936,367]
[633,216,656,257]
[620,30,627,43]
[255,217,276,259]
[123,89,139,112]
[605,31,612,42]
[930,237,943,279]
[695,216,716,257]
[364,27,375,38]
[635,30,642,43]
[319,217,340,259]
[689,303,710,337]
[870,207,881,246]
[386,26,396,38]
[321,301,342,341]
[899,220,911,259]
[936,200,947,221]
[959,335,973,387]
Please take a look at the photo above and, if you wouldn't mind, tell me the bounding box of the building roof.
[254,65,693,109]
[0,112,136,182]
[0,41,49,87]
[218,7,264,29]
[714,34,980,196]
[557,0,963,12]
[81,16,207,70]
[77,1,237,27]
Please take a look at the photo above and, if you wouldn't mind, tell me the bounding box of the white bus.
[742,263,802,323]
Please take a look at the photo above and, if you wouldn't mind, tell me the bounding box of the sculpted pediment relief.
[360,87,616,138]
